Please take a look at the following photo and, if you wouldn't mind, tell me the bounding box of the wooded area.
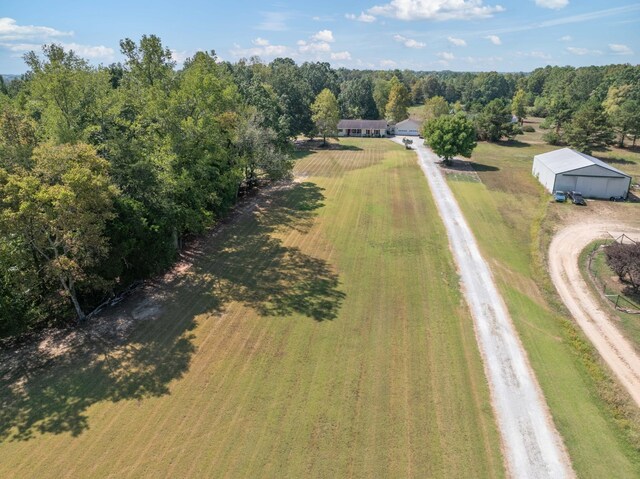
[1,34,639,336]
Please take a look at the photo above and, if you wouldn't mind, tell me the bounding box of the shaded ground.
[0,181,343,442]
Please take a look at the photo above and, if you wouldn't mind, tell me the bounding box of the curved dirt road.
[549,222,640,408]
[400,138,573,479]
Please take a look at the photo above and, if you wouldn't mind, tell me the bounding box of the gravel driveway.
[549,222,640,408]
[398,138,573,478]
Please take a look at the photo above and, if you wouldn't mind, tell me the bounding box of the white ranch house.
[338,119,388,137]
[532,148,632,199]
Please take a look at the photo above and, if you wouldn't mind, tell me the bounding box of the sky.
[1,0,639,73]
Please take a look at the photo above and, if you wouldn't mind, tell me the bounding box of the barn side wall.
[532,157,556,193]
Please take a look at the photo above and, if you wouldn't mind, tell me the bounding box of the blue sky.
[1,0,639,73]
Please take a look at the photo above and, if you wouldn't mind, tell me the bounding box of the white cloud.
[437,51,455,60]
[0,41,41,52]
[0,17,72,41]
[393,34,426,48]
[462,55,502,64]
[298,40,331,53]
[447,36,467,46]
[170,49,191,65]
[380,59,397,68]
[535,0,569,9]
[231,38,290,58]
[345,12,377,22]
[61,42,114,60]
[609,43,633,55]
[566,46,601,55]
[368,0,505,21]
[331,51,352,60]
[485,34,501,45]
[311,30,334,42]
[559,35,572,41]
[529,50,551,59]
[0,40,114,60]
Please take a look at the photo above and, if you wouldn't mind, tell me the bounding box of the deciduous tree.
[423,113,476,165]
[424,96,449,122]
[311,88,340,145]
[0,143,117,321]
[385,77,409,123]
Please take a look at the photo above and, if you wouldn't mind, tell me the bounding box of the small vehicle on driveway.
[567,191,586,205]
[554,191,566,202]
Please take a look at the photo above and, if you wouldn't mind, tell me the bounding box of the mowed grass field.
[0,138,504,478]
[446,127,640,477]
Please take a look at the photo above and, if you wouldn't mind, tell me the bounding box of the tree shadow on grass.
[498,139,531,148]
[0,181,344,442]
[444,159,499,172]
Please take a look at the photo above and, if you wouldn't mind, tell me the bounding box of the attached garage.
[394,118,422,136]
[532,148,632,199]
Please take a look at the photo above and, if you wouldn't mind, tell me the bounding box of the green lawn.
[447,129,640,478]
[0,139,504,478]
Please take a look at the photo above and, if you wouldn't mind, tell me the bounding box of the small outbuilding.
[532,148,632,199]
[338,119,388,137]
[394,118,422,136]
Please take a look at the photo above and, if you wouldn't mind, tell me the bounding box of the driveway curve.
[397,138,573,478]
[549,222,640,408]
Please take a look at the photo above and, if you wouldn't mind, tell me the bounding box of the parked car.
[609,195,626,202]
[554,191,566,202]
[567,191,586,205]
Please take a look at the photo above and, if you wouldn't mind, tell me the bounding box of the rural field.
[0,139,505,478]
[445,123,640,477]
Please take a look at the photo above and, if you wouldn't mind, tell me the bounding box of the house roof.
[395,118,422,128]
[534,148,630,178]
[338,119,388,129]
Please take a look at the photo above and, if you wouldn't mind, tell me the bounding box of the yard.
[446,124,640,477]
[0,139,504,478]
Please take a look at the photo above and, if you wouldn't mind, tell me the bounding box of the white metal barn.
[394,118,422,136]
[532,148,632,199]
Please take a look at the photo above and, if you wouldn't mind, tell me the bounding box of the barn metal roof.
[534,148,630,177]
[338,119,388,129]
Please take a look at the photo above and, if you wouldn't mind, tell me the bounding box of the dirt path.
[397,138,574,478]
[549,222,640,408]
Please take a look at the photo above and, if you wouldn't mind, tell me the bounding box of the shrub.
[543,131,562,145]
[522,125,535,133]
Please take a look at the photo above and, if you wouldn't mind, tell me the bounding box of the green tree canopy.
[0,143,117,321]
[311,88,340,145]
[474,98,519,142]
[565,101,614,155]
[424,96,449,122]
[385,76,410,123]
[511,89,527,125]
[338,77,378,119]
[423,114,477,165]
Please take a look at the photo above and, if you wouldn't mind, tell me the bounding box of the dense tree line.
[0,37,295,335]
[1,36,639,336]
